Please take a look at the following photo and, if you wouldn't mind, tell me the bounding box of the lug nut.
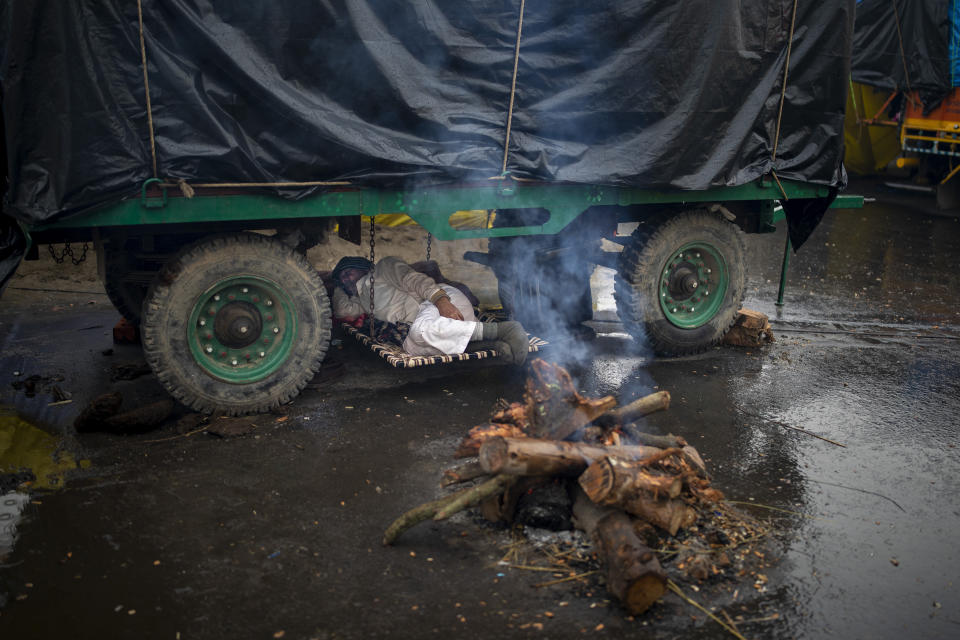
[240,326,248,334]
[242,288,249,293]
[265,299,273,306]
[259,351,266,358]
[199,319,206,327]
[205,346,213,354]
[273,327,279,334]
[231,359,238,366]
[214,294,220,301]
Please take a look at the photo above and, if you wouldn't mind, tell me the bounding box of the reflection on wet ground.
[0,180,958,638]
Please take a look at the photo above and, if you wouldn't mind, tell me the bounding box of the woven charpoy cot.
[341,310,548,369]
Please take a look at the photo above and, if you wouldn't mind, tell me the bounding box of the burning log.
[579,455,683,501]
[572,487,666,615]
[606,390,671,424]
[478,437,707,478]
[579,454,698,536]
[524,359,616,440]
[455,422,528,458]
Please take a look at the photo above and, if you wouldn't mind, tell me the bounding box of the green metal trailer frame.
[20,175,862,416]
[29,175,860,240]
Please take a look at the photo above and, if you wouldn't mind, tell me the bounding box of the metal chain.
[47,242,89,266]
[425,232,432,262]
[368,215,376,339]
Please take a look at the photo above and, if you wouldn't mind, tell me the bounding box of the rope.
[501,0,526,175]
[771,0,799,164]
[136,0,158,178]
[770,170,789,201]
[891,0,915,105]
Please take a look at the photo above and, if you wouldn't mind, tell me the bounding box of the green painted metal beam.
[30,177,857,241]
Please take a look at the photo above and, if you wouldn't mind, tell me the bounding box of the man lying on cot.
[331,256,529,365]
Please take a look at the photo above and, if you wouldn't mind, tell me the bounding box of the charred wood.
[579,456,683,502]
[572,487,666,615]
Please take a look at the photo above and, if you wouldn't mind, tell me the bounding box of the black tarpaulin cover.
[0,1,854,291]
[851,0,955,108]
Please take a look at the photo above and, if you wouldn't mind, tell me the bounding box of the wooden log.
[722,308,774,346]
[478,437,662,477]
[606,391,671,424]
[441,459,488,486]
[382,474,516,545]
[572,487,666,615]
[586,486,695,536]
[478,437,708,478]
[455,422,528,458]
[579,456,683,502]
[619,423,686,450]
[433,474,517,520]
[524,359,617,441]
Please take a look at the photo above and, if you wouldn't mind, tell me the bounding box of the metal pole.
[776,230,791,307]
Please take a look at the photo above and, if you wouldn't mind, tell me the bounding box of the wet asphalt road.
[1,179,959,639]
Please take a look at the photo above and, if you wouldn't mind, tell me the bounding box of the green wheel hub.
[658,242,728,329]
[187,276,297,383]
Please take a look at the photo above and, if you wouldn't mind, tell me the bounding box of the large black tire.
[142,233,331,415]
[614,209,746,355]
[101,244,159,325]
[100,235,200,325]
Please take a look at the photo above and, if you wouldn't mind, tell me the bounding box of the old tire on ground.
[142,233,331,415]
[614,209,746,355]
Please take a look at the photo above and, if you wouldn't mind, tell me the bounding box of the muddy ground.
[1,178,958,639]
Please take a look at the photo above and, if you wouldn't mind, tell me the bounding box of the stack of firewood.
[383,359,729,615]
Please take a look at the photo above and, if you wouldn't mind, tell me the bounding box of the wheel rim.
[187,276,297,383]
[657,242,728,329]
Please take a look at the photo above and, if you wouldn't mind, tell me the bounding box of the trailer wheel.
[142,233,331,415]
[614,209,746,355]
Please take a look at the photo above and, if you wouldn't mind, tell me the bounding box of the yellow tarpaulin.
[372,210,491,229]
[844,82,901,175]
